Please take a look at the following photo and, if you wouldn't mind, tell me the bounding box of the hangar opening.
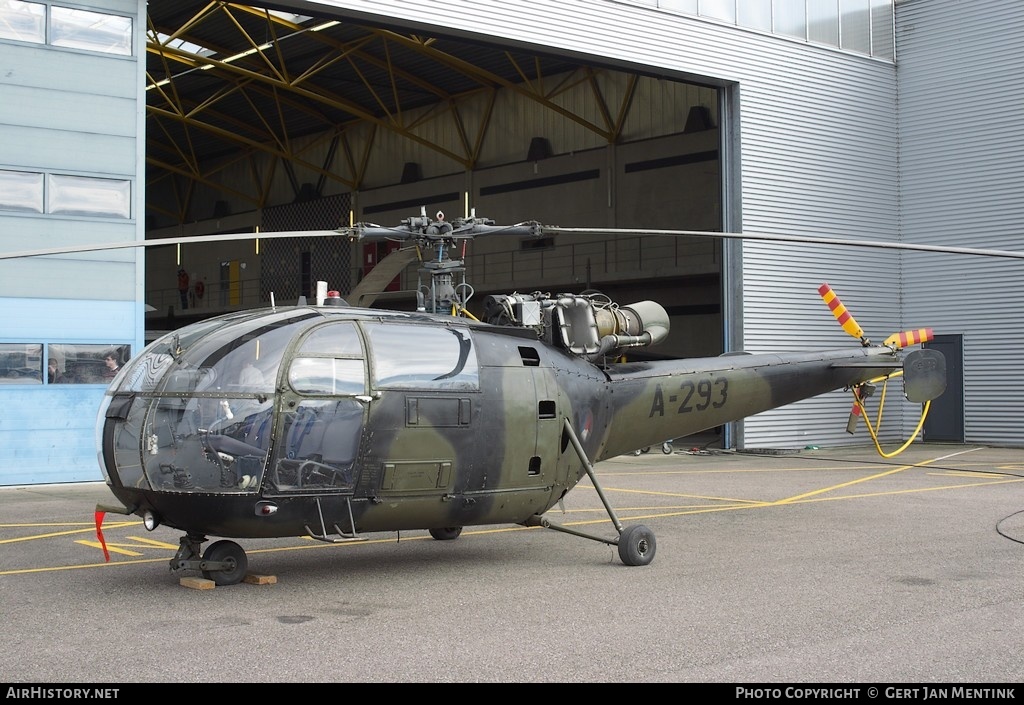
[144,1,728,361]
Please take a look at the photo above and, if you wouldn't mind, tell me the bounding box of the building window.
[840,0,871,54]
[0,0,45,44]
[48,344,130,384]
[808,0,840,46]
[0,2,132,56]
[50,6,132,56]
[700,0,736,23]
[0,170,131,218]
[774,0,807,39]
[653,0,894,60]
[0,169,44,213]
[48,174,131,218]
[737,0,773,31]
[870,0,894,60]
[0,343,42,384]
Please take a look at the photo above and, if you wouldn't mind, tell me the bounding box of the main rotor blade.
[347,247,420,307]
[543,226,1024,260]
[0,229,345,260]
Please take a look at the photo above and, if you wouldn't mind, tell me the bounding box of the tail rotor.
[818,283,869,345]
[817,283,946,458]
[819,283,936,352]
[883,329,934,349]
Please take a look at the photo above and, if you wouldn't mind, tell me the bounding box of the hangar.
[1,0,1022,485]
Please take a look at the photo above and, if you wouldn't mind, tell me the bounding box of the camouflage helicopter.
[2,210,948,585]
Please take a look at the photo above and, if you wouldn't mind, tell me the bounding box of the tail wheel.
[429,527,463,541]
[617,524,656,566]
[201,540,249,586]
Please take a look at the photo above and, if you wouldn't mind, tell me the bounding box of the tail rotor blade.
[845,402,862,434]
[883,328,934,349]
[818,283,867,343]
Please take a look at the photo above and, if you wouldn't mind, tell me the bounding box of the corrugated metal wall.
[311,0,905,448]
[897,0,1024,445]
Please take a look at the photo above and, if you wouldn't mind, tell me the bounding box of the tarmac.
[1,442,1022,684]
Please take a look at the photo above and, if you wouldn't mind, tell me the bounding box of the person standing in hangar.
[177,268,190,310]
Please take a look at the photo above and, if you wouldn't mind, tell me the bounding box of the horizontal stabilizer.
[830,360,901,369]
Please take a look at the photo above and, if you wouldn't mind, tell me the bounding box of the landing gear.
[525,419,658,567]
[201,540,249,586]
[429,527,463,541]
[617,524,656,566]
[170,533,249,586]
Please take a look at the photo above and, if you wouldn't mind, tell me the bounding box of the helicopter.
[45,208,944,586]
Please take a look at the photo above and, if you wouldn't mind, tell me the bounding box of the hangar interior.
[142,1,728,360]
[19,0,1007,486]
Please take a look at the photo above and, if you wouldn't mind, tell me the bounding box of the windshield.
[99,309,322,493]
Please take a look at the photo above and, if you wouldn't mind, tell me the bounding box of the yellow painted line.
[75,541,144,557]
[551,503,750,516]
[773,446,985,505]
[0,446,1009,579]
[563,503,756,527]
[0,521,137,544]
[74,535,181,556]
[567,478,1024,527]
[930,470,1007,478]
[120,536,179,548]
[0,522,99,527]
[789,476,1024,503]
[597,466,883,477]
[597,486,766,504]
[0,527,535,578]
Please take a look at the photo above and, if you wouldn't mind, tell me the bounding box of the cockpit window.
[114,310,317,396]
[289,358,365,395]
[171,311,315,394]
[297,321,363,355]
[288,321,366,395]
[363,323,479,390]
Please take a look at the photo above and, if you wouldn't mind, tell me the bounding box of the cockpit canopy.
[97,306,479,496]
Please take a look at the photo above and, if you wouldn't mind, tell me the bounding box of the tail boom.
[595,346,900,460]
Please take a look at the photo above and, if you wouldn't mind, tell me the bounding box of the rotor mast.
[340,207,543,315]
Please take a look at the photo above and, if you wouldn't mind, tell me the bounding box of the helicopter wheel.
[617,524,656,566]
[662,442,673,454]
[201,540,249,586]
[429,527,463,541]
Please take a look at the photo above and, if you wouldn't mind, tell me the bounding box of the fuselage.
[97,305,899,539]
